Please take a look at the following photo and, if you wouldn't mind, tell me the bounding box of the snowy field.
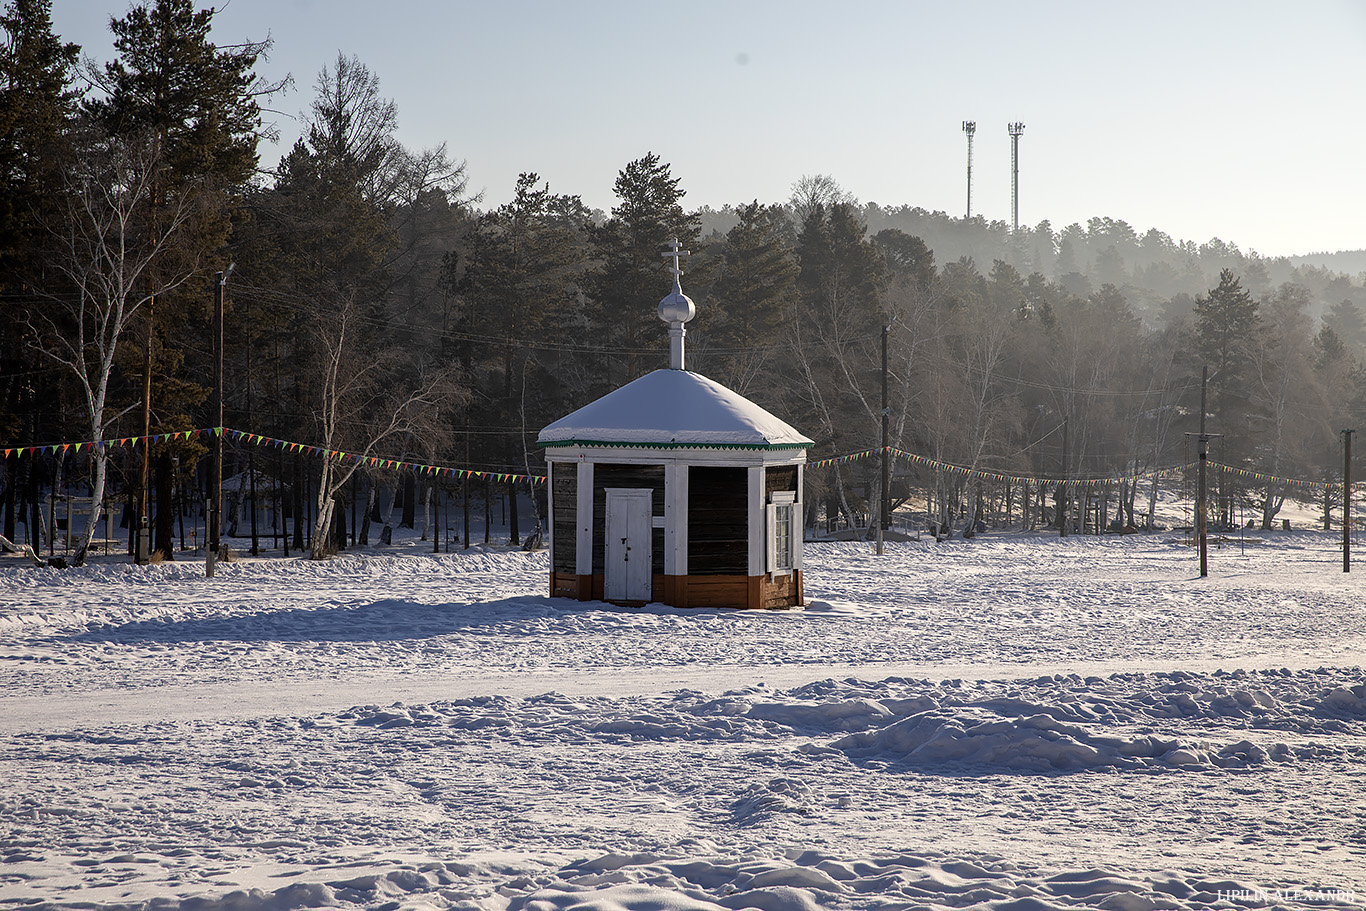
[3,529,1366,911]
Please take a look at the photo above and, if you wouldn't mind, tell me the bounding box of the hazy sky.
[53,0,1366,257]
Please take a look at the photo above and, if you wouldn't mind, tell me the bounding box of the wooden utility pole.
[463,426,471,548]
[1187,367,1220,577]
[1345,428,1355,573]
[248,340,259,556]
[136,296,153,565]
[1197,369,1209,577]
[877,322,889,555]
[208,266,232,576]
[1059,415,1069,537]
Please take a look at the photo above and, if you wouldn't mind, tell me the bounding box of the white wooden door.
[605,488,652,602]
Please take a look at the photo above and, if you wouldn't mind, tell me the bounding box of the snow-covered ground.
[3,529,1365,911]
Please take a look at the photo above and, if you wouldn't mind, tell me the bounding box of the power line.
[230,281,1211,401]
[3,280,1343,412]
[229,281,786,357]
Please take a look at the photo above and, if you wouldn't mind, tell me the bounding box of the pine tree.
[446,172,590,541]
[0,0,78,281]
[81,0,275,559]
[1191,268,1264,527]
[589,153,700,384]
[700,200,798,393]
[1193,269,1261,386]
[1322,299,1366,355]
[91,0,267,195]
[873,228,935,291]
[20,0,275,561]
[0,0,79,543]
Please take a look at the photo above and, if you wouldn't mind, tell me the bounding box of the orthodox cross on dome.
[657,237,696,370]
[661,237,690,279]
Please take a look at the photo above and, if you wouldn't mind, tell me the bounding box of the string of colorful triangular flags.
[809,447,1365,494]
[2,427,549,486]
[219,429,547,485]
[4,431,1363,493]
[1,428,209,459]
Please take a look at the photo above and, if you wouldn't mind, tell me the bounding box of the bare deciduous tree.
[28,123,205,560]
[306,293,465,559]
[1250,283,1328,528]
[789,174,856,225]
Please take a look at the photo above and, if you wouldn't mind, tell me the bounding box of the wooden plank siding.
[765,464,798,496]
[677,573,801,609]
[687,466,748,574]
[591,464,665,576]
[549,571,589,600]
[551,462,577,574]
[552,571,800,609]
[759,569,802,608]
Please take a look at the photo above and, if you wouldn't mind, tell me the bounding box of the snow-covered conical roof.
[538,369,813,450]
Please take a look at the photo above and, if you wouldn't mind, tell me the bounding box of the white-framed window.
[767,491,797,576]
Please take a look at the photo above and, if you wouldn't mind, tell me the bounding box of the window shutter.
[766,502,777,573]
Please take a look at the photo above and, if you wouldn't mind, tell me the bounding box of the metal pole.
[962,121,976,219]
[1345,429,1355,573]
[1198,366,1209,578]
[1011,132,1018,229]
[1008,122,1025,230]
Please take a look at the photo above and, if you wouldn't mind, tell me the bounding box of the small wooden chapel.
[538,241,812,609]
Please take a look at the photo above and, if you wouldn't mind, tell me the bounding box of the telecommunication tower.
[1008,121,1025,229]
[961,121,976,218]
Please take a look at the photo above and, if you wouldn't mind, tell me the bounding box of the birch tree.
[790,201,886,531]
[305,294,463,558]
[255,53,469,557]
[948,261,1020,535]
[28,123,204,560]
[1250,283,1327,527]
[80,0,277,559]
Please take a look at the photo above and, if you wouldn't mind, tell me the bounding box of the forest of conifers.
[3,0,1365,561]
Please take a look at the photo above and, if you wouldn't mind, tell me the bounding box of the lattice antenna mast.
[1008,121,1025,230]
[961,121,976,218]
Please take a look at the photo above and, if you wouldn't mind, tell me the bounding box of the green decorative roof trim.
[538,438,812,451]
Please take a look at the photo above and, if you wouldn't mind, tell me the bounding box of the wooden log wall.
[687,466,748,575]
[551,462,576,574]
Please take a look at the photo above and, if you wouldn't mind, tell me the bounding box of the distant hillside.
[697,203,1366,327]
[1283,249,1366,277]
